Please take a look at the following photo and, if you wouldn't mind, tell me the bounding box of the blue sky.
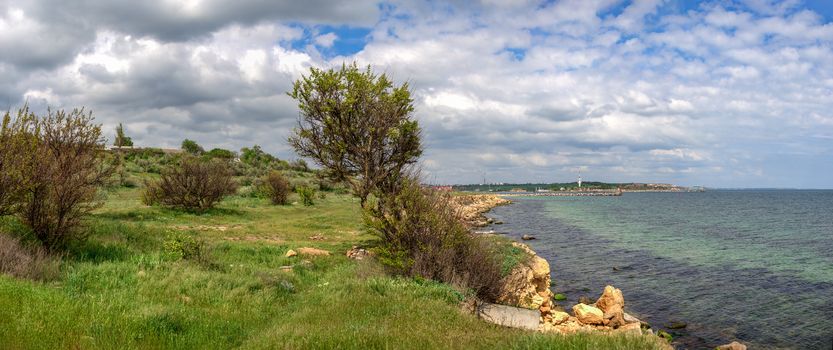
[2,0,832,188]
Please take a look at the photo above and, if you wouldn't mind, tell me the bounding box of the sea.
[485,190,833,349]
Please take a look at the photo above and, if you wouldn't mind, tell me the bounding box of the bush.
[296,186,316,206]
[260,171,290,205]
[206,148,235,160]
[364,178,503,301]
[0,233,62,281]
[10,107,114,250]
[162,232,216,269]
[143,156,237,211]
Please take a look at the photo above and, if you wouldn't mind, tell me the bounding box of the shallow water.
[487,190,833,349]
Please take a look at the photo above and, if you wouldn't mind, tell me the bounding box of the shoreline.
[454,194,675,348]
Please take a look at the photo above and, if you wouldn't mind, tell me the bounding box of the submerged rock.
[667,321,687,329]
[578,296,594,305]
[521,234,536,240]
[716,341,747,350]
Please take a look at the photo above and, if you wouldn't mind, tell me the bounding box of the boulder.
[346,246,373,260]
[716,341,747,350]
[550,311,570,325]
[603,303,626,328]
[297,247,330,256]
[285,249,297,257]
[614,322,642,335]
[572,303,604,325]
[595,285,624,313]
[623,312,641,324]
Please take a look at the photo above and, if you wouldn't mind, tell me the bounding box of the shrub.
[260,171,290,205]
[296,186,316,206]
[0,233,62,281]
[364,178,503,301]
[143,156,237,211]
[15,108,114,250]
[0,106,37,216]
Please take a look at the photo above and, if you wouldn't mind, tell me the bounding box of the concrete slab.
[477,302,540,331]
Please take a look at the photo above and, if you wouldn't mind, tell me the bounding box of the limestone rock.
[623,312,641,324]
[285,249,297,257]
[603,303,626,328]
[716,341,747,350]
[614,322,642,335]
[595,285,624,313]
[346,246,373,260]
[496,243,553,310]
[297,247,330,256]
[550,311,570,325]
[572,303,604,325]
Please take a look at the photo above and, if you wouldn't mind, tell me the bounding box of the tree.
[206,148,235,160]
[114,123,133,147]
[181,139,204,155]
[288,63,422,208]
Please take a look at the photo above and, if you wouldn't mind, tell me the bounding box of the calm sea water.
[486,190,833,349]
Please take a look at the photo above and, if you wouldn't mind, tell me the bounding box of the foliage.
[114,123,133,147]
[205,148,235,160]
[181,139,204,155]
[143,156,237,211]
[364,177,503,301]
[260,171,290,205]
[0,106,37,216]
[288,63,422,208]
[162,231,209,263]
[5,107,114,250]
[239,145,275,167]
[296,186,316,206]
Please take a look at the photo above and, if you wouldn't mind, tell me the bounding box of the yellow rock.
[572,303,605,325]
[285,249,297,257]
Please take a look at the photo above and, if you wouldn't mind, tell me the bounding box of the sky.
[1,0,832,188]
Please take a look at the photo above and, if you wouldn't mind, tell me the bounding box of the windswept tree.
[288,63,422,208]
[114,123,133,147]
[181,139,204,155]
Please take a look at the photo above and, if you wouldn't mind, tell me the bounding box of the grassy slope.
[0,187,665,349]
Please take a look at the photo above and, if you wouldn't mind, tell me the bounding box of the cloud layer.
[2,0,832,187]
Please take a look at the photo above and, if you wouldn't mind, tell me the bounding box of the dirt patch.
[225,235,284,244]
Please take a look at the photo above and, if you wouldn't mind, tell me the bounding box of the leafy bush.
[4,107,114,250]
[0,233,62,281]
[296,186,316,206]
[162,232,218,270]
[364,178,503,301]
[143,156,237,211]
[260,171,290,205]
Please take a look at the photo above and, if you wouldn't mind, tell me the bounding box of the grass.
[0,186,667,349]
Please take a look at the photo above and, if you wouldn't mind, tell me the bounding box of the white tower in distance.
[578,174,582,188]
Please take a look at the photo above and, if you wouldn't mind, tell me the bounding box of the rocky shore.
[453,194,674,348]
[451,194,511,227]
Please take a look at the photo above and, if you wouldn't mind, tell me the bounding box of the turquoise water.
[487,190,833,349]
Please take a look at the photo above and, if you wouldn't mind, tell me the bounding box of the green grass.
[0,187,666,349]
